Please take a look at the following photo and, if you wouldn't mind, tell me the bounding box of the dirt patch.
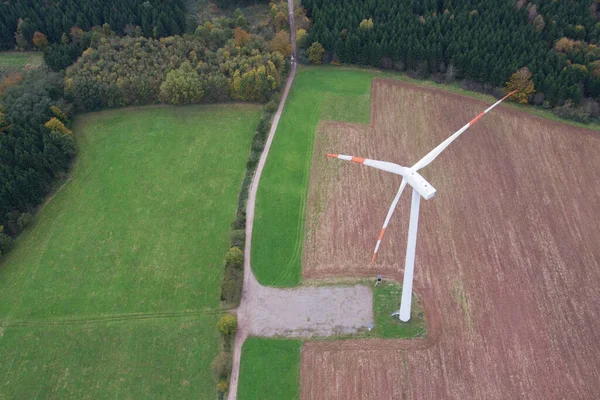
[301,79,600,399]
[242,274,373,338]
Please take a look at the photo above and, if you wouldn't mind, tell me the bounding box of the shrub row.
[212,314,237,399]
[215,100,278,397]
[220,104,275,307]
[232,105,276,230]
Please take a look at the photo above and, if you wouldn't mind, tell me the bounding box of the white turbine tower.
[327,90,516,322]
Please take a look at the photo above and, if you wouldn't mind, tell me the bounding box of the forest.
[303,0,600,107]
[65,27,285,110]
[0,0,186,50]
[0,3,290,258]
[0,69,73,254]
[2,0,600,257]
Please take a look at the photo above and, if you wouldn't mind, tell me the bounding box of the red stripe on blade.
[469,112,485,125]
[351,157,365,163]
[325,154,338,158]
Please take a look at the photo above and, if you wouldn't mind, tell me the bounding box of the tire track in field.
[0,201,69,334]
[276,85,348,287]
[0,309,224,329]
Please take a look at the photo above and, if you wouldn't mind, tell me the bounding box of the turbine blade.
[326,153,406,175]
[411,90,517,171]
[372,179,407,263]
[398,188,422,322]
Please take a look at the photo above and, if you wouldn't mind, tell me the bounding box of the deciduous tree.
[269,30,291,58]
[506,67,535,104]
[233,27,251,47]
[359,18,374,31]
[32,32,48,48]
[216,315,237,336]
[44,117,72,135]
[159,61,204,105]
[307,41,325,64]
[296,28,307,48]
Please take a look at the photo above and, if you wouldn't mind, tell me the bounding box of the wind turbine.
[326,91,516,322]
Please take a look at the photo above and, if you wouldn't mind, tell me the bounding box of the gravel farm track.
[301,79,600,399]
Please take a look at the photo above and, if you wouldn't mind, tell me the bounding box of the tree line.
[0,11,288,259]
[0,0,186,50]
[303,0,600,108]
[0,69,74,254]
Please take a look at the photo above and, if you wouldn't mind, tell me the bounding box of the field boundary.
[301,65,600,131]
[1,309,221,328]
[374,78,600,134]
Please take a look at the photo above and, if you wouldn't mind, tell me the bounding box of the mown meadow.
[0,104,261,398]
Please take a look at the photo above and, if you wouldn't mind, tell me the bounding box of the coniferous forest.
[0,0,186,50]
[304,0,600,106]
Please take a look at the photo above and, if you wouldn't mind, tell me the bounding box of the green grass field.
[251,68,374,286]
[237,338,302,400]
[0,104,261,398]
[0,51,43,75]
[372,282,425,338]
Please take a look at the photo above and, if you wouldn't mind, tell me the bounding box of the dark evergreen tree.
[0,0,186,51]
[303,0,600,105]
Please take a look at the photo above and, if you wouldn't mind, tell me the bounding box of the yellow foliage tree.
[44,117,72,135]
[231,70,242,96]
[296,28,307,48]
[51,106,68,122]
[554,37,583,53]
[307,42,325,64]
[505,67,535,104]
[359,18,374,30]
[217,380,229,394]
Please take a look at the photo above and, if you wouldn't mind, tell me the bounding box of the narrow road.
[226,3,297,393]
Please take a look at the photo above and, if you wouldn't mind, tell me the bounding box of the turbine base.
[391,310,410,322]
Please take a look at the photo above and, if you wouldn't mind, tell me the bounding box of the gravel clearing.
[242,274,373,338]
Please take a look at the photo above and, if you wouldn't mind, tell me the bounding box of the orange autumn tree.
[32,31,48,48]
[0,73,23,97]
[233,27,251,47]
[269,30,291,58]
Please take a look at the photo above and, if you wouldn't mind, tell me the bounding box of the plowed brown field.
[301,80,600,399]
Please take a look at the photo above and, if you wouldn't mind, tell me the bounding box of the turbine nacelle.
[404,170,436,200]
[325,154,436,200]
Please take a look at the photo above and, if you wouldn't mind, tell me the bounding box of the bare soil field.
[301,79,600,399]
